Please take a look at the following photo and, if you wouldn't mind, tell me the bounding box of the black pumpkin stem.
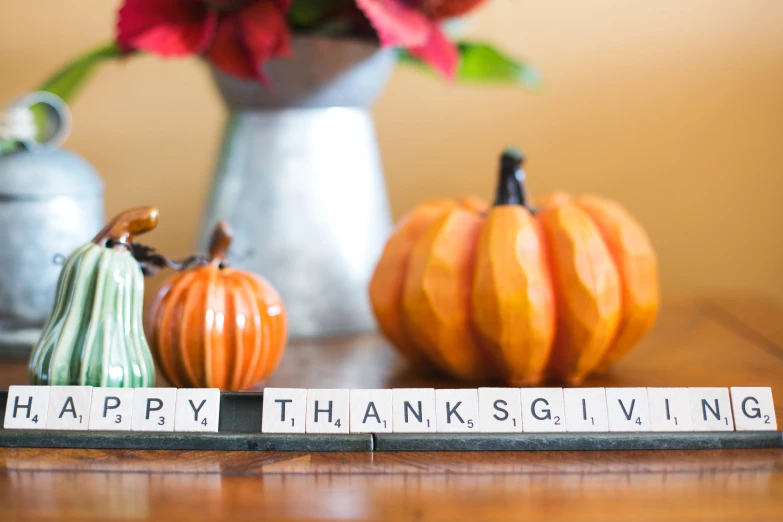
[494,147,528,207]
[105,240,210,277]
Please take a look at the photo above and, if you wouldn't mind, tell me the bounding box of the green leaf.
[288,0,355,32]
[38,42,126,102]
[398,41,541,89]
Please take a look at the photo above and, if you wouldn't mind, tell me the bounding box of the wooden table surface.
[1,293,782,521]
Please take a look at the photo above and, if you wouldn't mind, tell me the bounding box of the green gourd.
[28,207,159,387]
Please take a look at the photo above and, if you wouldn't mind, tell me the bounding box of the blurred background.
[1,0,781,301]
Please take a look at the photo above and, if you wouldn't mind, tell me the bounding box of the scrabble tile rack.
[1,390,780,452]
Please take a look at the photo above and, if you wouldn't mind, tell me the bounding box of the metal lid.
[0,148,104,198]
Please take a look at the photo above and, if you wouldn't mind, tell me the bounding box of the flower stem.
[38,41,128,101]
[0,41,129,155]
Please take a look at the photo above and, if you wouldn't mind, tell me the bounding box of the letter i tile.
[564,388,609,432]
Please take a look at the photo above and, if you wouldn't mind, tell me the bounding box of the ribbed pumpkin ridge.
[147,222,287,391]
[368,150,659,385]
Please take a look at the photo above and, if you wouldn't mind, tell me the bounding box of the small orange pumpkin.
[369,148,659,385]
[147,221,287,390]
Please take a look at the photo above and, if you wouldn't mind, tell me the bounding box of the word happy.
[3,386,776,433]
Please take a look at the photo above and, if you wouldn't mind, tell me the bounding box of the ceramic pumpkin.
[369,149,659,385]
[29,207,159,387]
[147,221,287,390]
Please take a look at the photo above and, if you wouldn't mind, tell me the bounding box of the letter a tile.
[46,386,93,430]
[350,389,392,433]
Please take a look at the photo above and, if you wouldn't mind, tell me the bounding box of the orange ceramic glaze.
[369,149,659,385]
[147,222,287,390]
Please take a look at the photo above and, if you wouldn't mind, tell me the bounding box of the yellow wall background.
[1,1,782,301]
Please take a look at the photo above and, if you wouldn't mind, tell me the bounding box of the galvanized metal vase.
[202,37,395,338]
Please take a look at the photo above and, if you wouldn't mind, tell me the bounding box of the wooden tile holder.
[1,390,780,452]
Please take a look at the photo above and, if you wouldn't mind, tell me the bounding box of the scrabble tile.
[605,388,651,432]
[350,389,393,433]
[3,386,50,429]
[563,388,609,432]
[131,388,177,432]
[89,388,135,431]
[520,388,567,433]
[46,386,93,430]
[478,388,523,433]
[174,389,221,432]
[688,388,734,431]
[262,388,307,433]
[647,387,693,432]
[392,388,436,433]
[730,387,777,431]
[435,389,480,433]
[306,389,349,434]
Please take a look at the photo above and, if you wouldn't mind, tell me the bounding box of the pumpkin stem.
[92,206,159,246]
[208,220,233,264]
[494,147,528,207]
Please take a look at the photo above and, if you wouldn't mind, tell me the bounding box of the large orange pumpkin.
[147,221,287,390]
[369,149,658,385]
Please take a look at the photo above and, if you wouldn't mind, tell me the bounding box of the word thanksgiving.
[2,386,777,433]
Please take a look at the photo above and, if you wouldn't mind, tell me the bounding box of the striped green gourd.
[28,207,159,387]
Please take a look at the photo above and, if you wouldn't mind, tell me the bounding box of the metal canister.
[0,93,104,358]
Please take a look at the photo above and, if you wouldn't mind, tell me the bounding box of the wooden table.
[1,293,782,521]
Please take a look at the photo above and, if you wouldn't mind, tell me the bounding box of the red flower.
[117,0,291,84]
[355,0,486,80]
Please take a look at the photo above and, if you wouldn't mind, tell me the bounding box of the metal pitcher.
[202,37,395,339]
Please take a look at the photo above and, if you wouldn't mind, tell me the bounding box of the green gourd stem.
[92,206,160,245]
